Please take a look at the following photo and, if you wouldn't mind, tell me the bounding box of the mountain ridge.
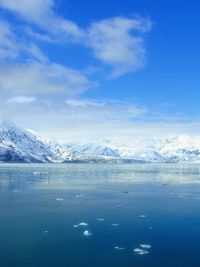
[1,121,200,163]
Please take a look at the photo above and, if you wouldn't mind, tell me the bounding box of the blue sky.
[0,0,200,142]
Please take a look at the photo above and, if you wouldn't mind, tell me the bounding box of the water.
[0,163,200,267]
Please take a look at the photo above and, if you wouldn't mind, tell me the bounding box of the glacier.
[1,120,200,163]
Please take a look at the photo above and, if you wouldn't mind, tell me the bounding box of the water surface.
[0,163,200,267]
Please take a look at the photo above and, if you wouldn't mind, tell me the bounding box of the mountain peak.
[1,121,200,163]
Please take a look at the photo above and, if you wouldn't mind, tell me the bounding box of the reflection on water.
[0,163,200,267]
[1,163,200,191]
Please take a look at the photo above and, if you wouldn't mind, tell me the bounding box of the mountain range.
[1,120,200,163]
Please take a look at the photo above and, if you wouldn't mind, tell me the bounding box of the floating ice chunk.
[44,230,48,233]
[78,222,88,226]
[111,224,119,226]
[140,244,151,249]
[33,172,41,175]
[55,198,64,201]
[114,246,125,250]
[138,214,146,218]
[74,222,88,227]
[75,194,84,198]
[134,248,149,255]
[96,218,104,221]
[83,230,92,237]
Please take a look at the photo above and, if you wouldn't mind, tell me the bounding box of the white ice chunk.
[33,172,41,175]
[55,197,64,201]
[83,230,92,237]
[74,222,88,228]
[96,218,104,221]
[114,246,125,250]
[111,224,119,226]
[75,194,84,198]
[78,222,88,226]
[134,248,149,255]
[138,214,146,218]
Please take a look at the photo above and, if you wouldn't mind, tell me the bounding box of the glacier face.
[1,121,200,163]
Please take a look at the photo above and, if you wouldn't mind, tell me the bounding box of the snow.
[1,120,200,163]
[83,230,92,236]
[133,248,149,255]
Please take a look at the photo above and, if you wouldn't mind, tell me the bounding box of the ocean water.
[1,163,200,267]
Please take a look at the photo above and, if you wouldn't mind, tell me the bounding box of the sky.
[0,0,200,143]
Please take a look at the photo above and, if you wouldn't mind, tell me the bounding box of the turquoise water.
[1,163,200,267]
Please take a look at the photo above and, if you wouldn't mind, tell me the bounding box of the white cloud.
[64,99,147,121]
[7,96,36,104]
[0,1,152,77]
[0,19,50,63]
[0,19,19,59]
[66,99,106,108]
[0,61,93,95]
[0,0,83,41]
[0,97,149,142]
[87,16,152,77]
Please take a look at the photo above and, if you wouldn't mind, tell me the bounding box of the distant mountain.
[105,136,200,163]
[0,121,69,163]
[1,121,200,163]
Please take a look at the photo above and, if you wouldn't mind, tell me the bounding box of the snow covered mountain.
[64,136,200,163]
[0,121,69,163]
[104,136,200,162]
[1,120,200,163]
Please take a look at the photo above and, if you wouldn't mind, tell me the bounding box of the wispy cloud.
[0,0,83,41]
[0,19,19,59]
[0,1,152,78]
[66,99,106,108]
[0,61,94,95]
[7,96,36,104]
[87,16,152,77]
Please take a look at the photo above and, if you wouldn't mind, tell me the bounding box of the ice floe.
[55,197,64,201]
[96,218,104,221]
[138,214,147,218]
[83,230,92,237]
[140,244,151,249]
[78,222,88,226]
[114,246,125,250]
[75,194,84,198]
[74,222,88,228]
[134,243,151,255]
[12,190,18,193]
[111,224,119,226]
[133,248,149,255]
